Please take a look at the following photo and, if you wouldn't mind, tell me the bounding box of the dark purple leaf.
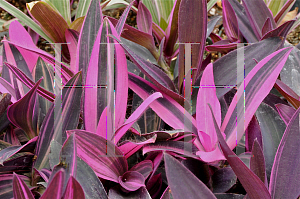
[0,137,37,165]
[250,139,267,187]
[0,155,33,174]
[146,173,162,198]
[65,29,79,72]
[275,103,296,125]
[207,16,222,40]
[76,157,108,199]
[129,160,152,179]
[137,2,152,34]
[274,79,300,108]
[109,186,151,199]
[4,125,20,146]
[164,153,217,199]
[242,0,276,39]
[261,20,295,41]
[214,193,245,199]
[245,116,263,152]
[269,106,300,199]
[211,167,237,193]
[274,0,296,23]
[208,104,271,199]
[62,176,85,199]
[222,0,240,42]
[13,173,34,199]
[119,171,145,192]
[40,169,65,199]
[262,18,273,36]
[205,40,237,53]
[0,174,31,199]
[67,130,127,182]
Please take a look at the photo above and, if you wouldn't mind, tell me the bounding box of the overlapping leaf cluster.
[0,0,299,198]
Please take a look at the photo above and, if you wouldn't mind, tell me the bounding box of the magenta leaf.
[269,106,300,199]
[0,174,31,198]
[7,79,41,139]
[137,2,152,34]
[164,153,216,199]
[40,169,65,199]
[222,47,292,150]
[75,0,102,81]
[67,130,127,182]
[129,160,153,179]
[62,176,85,199]
[65,29,79,72]
[275,103,296,125]
[208,104,271,199]
[13,173,34,199]
[119,171,145,192]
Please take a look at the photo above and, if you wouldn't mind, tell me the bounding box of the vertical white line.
[54,43,62,144]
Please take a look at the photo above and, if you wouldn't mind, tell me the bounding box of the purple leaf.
[205,40,237,53]
[129,160,153,179]
[13,173,34,199]
[274,79,300,108]
[4,125,20,146]
[178,0,207,81]
[221,47,292,150]
[250,139,268,187]
[245,116,263,152]
[146,173,162,198]
[164,153,217,199]
[65,29,79,72]
[0,174,31,199]
[261,20,295,40]
[269,106,300,199]
[0,78,17,103]
[211,167,237,193]
[137,2,152,34]
[116,1,134,35]
[222,0,240,42]
[109,186,151,198]
[4,62,55,102]
[114,92,162,143]
[62,176,85,199]
[160,187,172,199]
[242,0,276,39]
[75,0,102,82]
[119,171,145,192]
[67,130,127,182]
[262,18,273,36]
[152,22,165,43]
[40,169,65,199]
[0,155,33,174]
[128,73,199,140]
[7,79,41,138]
[275,103,296,125]
[274,0,296,23]
[208,104,271,199]
[196,63,221,152]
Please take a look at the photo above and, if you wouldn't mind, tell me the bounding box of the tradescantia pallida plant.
[0,0,300,198]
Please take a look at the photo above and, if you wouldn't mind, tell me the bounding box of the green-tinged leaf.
[256,102,286,182]
[208,0,219,10]
[47,0,71,25]
[49,140,62,170]
[75,0,92,19]
[13,173,34,199]
[34,72,82,170]
[76,157,108,199]
[137,2,153,34]
[164,153,217,199]
[268,0,288,16]
[142,0,159,24]
[7,79,42,139]
[0,0,53,42]
[27,1,69,43]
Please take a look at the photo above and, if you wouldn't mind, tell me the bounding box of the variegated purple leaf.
[129,160,153,179]
[275,103,296,124]
[76,0,102,80]
[76,157,108,199]
[274,0,296,24]
[65,29,79,72]
[245,116,263,152]
[119,171,145,192]
[205,40,237,53]
[109,186,151,199]
[208,104,271,199]
[67,130,127,182]
[5,62,55,102]
[13,173,34,199]
[274,79,300,108]
[211,167,237,193]
[221,48,292,150]
[269,106,300,199]
[116,1,134,35]
[62,176,85,199]
[34,72,82,170]
[146,173,162,198]
[0,174,31,199]
[114,92,162,143]
[0,78,17,103]
[213,37,283,98]
[128,73,199,143]
[250,139,268,187]
[222,0,240,42]
[262,18,273,36]
[0,155,33,175]
[152,22,165,43]
[137,2,152,34]
[7,79,42,138]
[0,137,37,165]
[242,0,276,39]
[40,169,65,199]
[164,153,217,199]
[4,125,20,146]
[49,140,62,170]
[178,0,207,82]
[261,20,295,40]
